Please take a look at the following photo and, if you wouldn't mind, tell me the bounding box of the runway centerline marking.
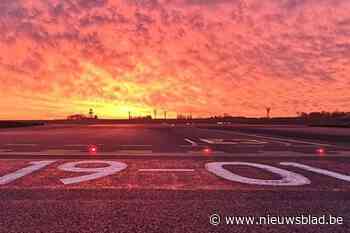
[120,145,152,147]
[138,169,195,172]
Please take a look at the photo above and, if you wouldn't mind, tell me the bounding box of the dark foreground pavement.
[1,190,349,233]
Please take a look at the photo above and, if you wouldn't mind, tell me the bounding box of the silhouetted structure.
[67,114,87,120]
[132,115,152,120]
[67,109,98,120]
[299,111,350,120]
[177,113,192,120]
[266,107,271,119]
[89,108,94,118]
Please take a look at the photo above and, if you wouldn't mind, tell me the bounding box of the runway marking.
[1,160,350,188]
[0,149,12,153]
[64,144,99,147]
[5,144,38,146]
[184,138,198,146]
[120,145,152,147]
[0,149,227,157]
[38,149,83,155]
[281,162,350,182]
[138,169,195,172]
[205,162,311,186]
[58,160,127,185]
[199,138,267,145]
[64,144,152,148]
[222,131,334,147]
[0,160,56,185]
[0,150,349,157]
[117,150,153,154]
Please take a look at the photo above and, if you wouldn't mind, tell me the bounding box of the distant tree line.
[131,115,152,120]
[298,111,350,120]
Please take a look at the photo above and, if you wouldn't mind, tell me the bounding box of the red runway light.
[88,145,98,154]
[316,148,325,155]
[202,148,212,154]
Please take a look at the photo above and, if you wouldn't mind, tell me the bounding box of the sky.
[1,0,350,120]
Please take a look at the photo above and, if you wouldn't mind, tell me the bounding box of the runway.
[0,123,349,158]
[0,124,349,233]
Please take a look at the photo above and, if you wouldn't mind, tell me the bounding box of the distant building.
[67,112,98,120]
[67,114,88,120]
[67,108,98,120]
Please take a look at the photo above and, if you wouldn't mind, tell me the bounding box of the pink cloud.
[0,0,350,119]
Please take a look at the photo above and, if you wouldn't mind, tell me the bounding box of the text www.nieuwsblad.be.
[209,214,344,226]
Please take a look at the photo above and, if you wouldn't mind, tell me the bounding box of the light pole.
[266,107,271,119]
[153,109,157,119]
[89,108,94,119]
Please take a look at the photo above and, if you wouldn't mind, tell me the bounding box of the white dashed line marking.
[5,144,38,146]
[120,145,152,147]
[64,144,94,147]
[138,169,195,172]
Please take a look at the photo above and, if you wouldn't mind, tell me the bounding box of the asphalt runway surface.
[0,124,350,233]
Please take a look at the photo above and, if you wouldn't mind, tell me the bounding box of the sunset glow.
[1,0,350,119]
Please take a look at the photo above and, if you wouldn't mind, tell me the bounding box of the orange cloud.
[1,0,350,119]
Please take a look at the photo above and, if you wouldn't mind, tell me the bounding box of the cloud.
[0,0,350,119]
